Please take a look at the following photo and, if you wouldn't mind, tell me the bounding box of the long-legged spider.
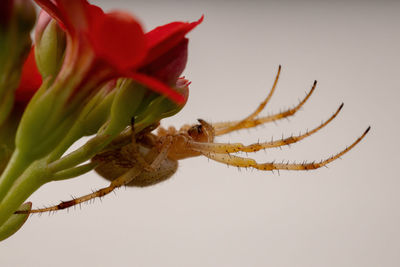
[17,66,370,214]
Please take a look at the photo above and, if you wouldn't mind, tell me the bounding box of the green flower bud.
[35,17,66,79]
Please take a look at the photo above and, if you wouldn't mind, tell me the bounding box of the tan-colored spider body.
[17,66,370,214]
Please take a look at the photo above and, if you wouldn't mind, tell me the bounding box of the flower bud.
[34,12,66,79]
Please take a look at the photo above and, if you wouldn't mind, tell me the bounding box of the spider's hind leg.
[16,165,146,214]
[15,137,174,214]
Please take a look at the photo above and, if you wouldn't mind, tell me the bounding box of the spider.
[17,66,370,214]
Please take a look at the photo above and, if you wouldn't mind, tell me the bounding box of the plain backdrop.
[1,0,399,266]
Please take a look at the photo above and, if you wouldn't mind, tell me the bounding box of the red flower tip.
[144,16,203,66]
[15,47,42,104]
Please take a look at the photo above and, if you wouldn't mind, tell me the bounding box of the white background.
[1,0,399,266]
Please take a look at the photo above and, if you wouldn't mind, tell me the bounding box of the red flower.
[14,46,43,104]
[140,18,203,86]
[34,0,201,104]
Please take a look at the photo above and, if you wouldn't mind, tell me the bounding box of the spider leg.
[121,133,156,172]
[15,137,173,214]
[213,80,316,136]
[199,126,370,171]
[213,65,281,136]
[190,103,343,154]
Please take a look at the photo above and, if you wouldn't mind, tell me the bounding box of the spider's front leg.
[189,103,343,154]
[212,67,316,136]
[200,126,370,172]
[212,65,281,135]
[15,136,175,214]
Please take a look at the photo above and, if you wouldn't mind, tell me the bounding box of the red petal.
[57,0,91,33]
[89,11,147,70]
[15,47,43,104]
[35,0,93,33]
[143,16,203,66]
[127,73,185,104]
[140,39,188,85]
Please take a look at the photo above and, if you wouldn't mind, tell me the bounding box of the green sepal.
[14,79,56,157]
[134,86,186,132]
[46,84,117,162]
[104,79,146,135]
[81,86,116,136]
[14,78,76,159]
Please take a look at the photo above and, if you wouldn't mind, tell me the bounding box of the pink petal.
[34,0,67,30]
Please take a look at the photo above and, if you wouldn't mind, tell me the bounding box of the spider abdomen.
[92,144,178,187]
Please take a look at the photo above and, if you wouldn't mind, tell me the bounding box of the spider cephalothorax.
[17,66,369,214]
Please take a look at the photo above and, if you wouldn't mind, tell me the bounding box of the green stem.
[46,119,85,163]
[0,150,33,203]
[0,158,48,227]
[47,133,114,174]
[52,162,97,181]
